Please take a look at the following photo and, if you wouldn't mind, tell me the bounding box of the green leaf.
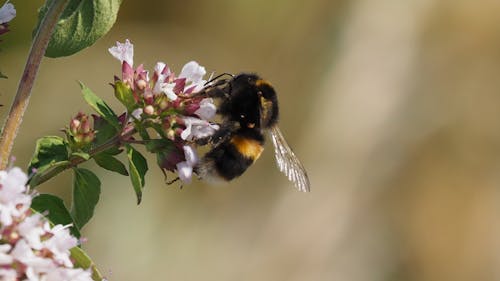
[94,153,128,176]
[29,136,69,170]
[145,139,174,153]
[0,71,7,79]
[31,194,81,238]
[71,168,101,229]
[70,246,104,281]
[115,81,136,111]
[92,114,122,155]
[28,136,70,186]
[36,0,123,58]
[80,83,120,129]
[126,145,148,204]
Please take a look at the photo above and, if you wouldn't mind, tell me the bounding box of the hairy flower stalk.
[0,167,94,280]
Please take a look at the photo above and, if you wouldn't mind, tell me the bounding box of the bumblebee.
[194,73,310,192]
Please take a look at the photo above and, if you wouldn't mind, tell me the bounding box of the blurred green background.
[2,0,500,280]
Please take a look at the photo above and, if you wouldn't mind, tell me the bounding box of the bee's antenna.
[205,72,234,86]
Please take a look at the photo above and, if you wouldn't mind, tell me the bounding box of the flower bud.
[68,112,95,146]
[144,105,155,115]
[136,79,147,90]
[167,129,176,141]
[69,119,81,135]
[143,89,154,105]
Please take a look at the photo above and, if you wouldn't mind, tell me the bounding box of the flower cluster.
[66,112,96,148]
[108,39,220,183]
[0,1,15,40]
[0,167,93,281]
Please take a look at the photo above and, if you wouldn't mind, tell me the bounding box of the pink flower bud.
[158,98,168,110]
[144,105,155,115]
[69,119,81,134]
[143,90,154,105]
[81,119,91,134]
[136,79,147,90]
[166,129,175,141]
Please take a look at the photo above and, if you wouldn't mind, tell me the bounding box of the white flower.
[10,239,54,276]
[0,167,31,226]
[152,62,177,100]
[0,244,13,265]
[179,61,207,91]
[45,267,93,281]
[154,81,177,101]
[44,224,79,267]
[176,145,199,183]
[108,39,134,66]
[194,98,217,120]
[0,167,93,280]
[18,213,45,250]
[131,108,143,120]
[0,1,16,24]
[0,268,16,281]
[180,117,219,141]
[154,61,169,77]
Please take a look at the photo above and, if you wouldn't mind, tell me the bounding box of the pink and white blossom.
[176,145,199,183]
[108,39,134,67]
[180,117,219,141]
[0,167,94,281]
[194,98,217,120]
[0,1,15,24]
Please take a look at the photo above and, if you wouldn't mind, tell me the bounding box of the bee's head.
[229,73,279,129]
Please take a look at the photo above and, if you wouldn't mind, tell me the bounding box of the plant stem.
[0,0,69,169]
[30,129,137,188]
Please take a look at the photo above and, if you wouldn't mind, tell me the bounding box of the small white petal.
[108,39,134,66]
[164,86,178,101]
[0,2,16,24]
[194,98,217,120]
[179,61,206,84]
[18,213,44,250]
[154,62,167,76]
[180,124,192,140]
[131,108,143,120]
[176,161,193,184]
[0,268,17,280]
[153,82,177,100]
[44,224,78,267]
[0,244,13,265]
[182,145,199,166]
[46,267,93,281]
[180,117,219,141]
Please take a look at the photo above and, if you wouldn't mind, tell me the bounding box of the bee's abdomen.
[229,135,264,161]
[199,130,265,181]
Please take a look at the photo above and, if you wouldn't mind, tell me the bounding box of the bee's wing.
[268,125,310,192]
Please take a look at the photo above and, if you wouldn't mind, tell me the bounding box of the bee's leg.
[196,124,235,147]
[193,79,231,98]
[166,176,180,185]
[195,136,212,146]
[195,87,228,98]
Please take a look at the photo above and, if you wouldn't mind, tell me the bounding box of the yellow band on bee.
[230,136,264,160]
[256,79,272,88]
